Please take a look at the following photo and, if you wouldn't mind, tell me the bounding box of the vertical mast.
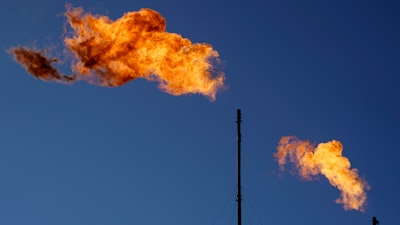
[236,109,242,225]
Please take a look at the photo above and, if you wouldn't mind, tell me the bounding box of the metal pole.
[236,109,242,225]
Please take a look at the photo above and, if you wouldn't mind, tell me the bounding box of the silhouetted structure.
[373,217,379,225]
[236,109,242,225]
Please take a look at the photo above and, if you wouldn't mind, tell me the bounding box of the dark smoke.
[9,47,75,83]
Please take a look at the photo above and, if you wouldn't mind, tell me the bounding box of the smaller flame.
[275,136,369,211]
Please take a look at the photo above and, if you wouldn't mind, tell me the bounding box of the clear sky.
[1,0,399,225]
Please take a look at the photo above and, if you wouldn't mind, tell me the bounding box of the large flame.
[9,4,225,101]
[275,136,369,211]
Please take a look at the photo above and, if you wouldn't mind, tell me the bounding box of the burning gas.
[9,4,225,101]
[275,136,369,211]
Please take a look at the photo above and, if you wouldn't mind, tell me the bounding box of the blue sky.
[1,1,399,225]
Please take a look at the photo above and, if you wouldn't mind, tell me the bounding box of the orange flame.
[9,4,225,101]
[275,136,369,211]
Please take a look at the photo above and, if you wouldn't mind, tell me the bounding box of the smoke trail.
[275,136,369,211]
[9,47,75,83]
[9,4,225,101]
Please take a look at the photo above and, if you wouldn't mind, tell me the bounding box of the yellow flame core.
[64,5,224,100]
[275,136,369,211]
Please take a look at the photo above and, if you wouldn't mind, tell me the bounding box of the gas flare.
[9,4,225,101]
[275,136,369,211]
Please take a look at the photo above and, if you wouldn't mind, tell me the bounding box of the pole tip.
[237,109,242,122]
